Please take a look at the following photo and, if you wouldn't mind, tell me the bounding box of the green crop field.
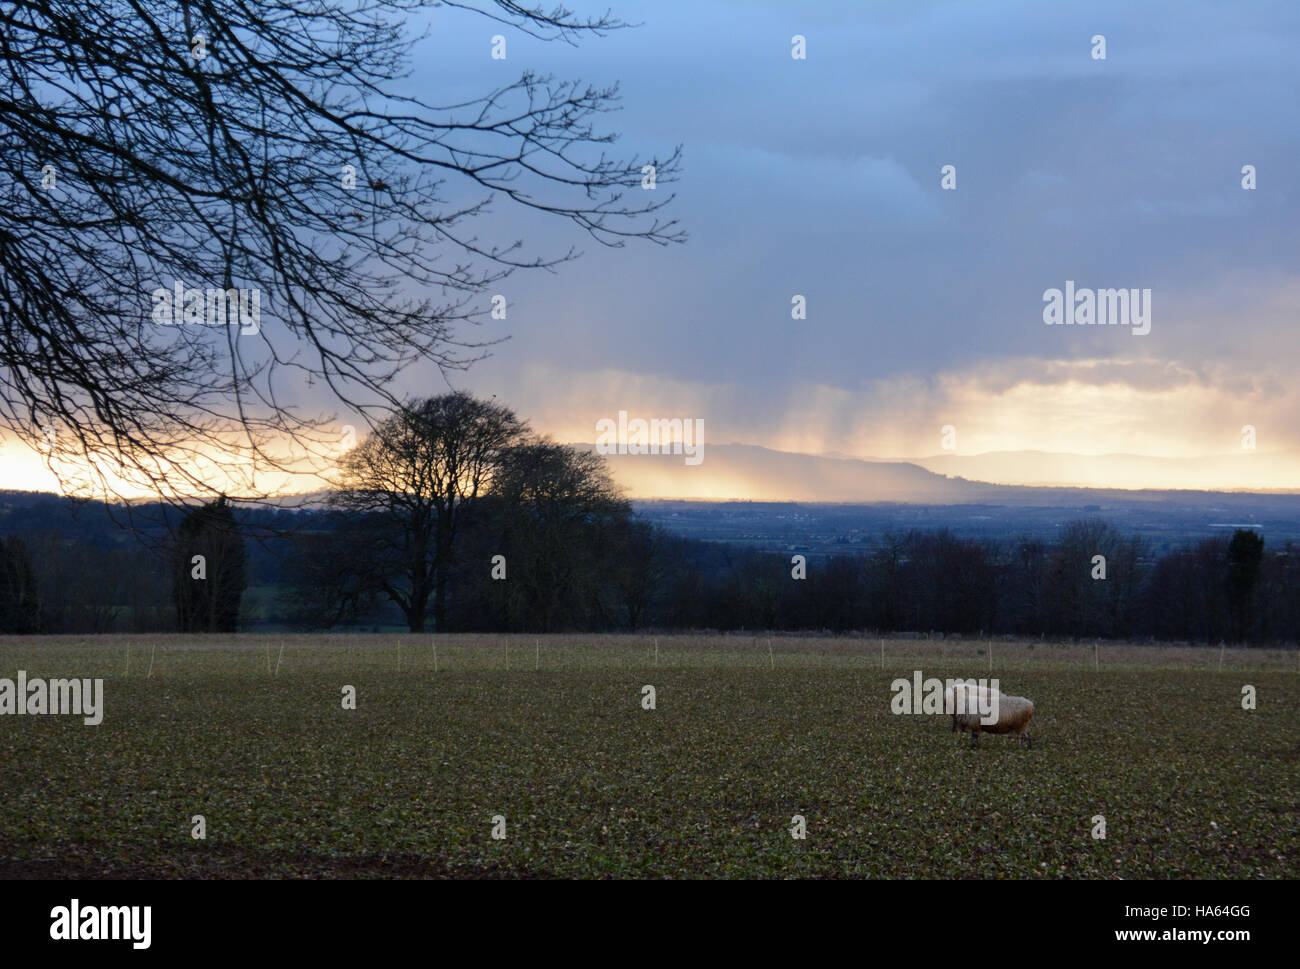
[1,634,1296,879]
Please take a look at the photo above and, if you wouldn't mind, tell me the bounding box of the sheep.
[958,695,1035,749]
[945,681,1034,749]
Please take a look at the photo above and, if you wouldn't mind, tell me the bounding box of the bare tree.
[0,1,682,502]
[487,438,629,630]
[332,392,525,631]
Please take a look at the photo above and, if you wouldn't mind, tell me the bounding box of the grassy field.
[1,633,1296,879]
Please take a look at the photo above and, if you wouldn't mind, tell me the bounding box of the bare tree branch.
[0,0,683,513]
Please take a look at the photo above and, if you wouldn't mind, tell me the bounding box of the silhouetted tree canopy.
[330,392,528,632]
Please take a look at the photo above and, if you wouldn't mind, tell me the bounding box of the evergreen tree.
[1226,528,1265,644]
[0,536,42,633]
[172,496,247,632]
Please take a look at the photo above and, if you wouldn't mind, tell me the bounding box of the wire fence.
[1,631,1296,678]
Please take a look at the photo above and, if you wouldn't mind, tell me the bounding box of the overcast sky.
[397,0,1300,490]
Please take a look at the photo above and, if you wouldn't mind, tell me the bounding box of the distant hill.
[578,442,1300,505]
[583,443,980,502]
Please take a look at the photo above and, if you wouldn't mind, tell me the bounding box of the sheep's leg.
[969,728,980,749]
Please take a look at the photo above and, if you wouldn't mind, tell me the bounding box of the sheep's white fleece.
[953,693,1035,745]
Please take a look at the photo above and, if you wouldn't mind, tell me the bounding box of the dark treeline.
[442,516,1288,645]
[652,524,1297,645]
[2,489,1298,644]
